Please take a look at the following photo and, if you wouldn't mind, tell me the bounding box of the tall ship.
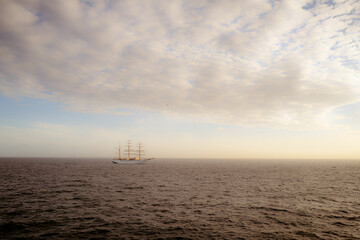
[112,140,153,164]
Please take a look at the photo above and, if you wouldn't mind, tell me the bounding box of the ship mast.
[137,142,145,160]
[138,144,141,160]
[118,144,121,160]
[126,140,132,160]
[114,144,122,160]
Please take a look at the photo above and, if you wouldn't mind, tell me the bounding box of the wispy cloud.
[0,0,359,128]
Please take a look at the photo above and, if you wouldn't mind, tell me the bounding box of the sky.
[0,0,359,159]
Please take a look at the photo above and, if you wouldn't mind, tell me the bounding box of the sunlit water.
[1,158,359,239]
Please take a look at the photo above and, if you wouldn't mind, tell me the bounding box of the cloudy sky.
[0,0,359,159]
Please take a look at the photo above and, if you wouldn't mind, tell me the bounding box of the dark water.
[1,158,359,239]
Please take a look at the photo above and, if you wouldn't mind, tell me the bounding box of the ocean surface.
[0,158,359,239]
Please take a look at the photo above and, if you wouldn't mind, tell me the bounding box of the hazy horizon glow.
[1,0,359,159]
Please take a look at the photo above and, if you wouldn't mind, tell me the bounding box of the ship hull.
[112,159,148,164]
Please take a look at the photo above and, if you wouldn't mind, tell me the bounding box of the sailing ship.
[112,140,153,164]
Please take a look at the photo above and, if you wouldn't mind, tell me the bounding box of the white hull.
[112,159,149,164]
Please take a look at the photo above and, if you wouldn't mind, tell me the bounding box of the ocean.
[0,158,359,239]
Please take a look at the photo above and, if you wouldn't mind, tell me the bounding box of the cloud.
[0,0,359,129]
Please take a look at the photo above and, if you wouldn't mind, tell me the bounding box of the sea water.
[0,158,359,239]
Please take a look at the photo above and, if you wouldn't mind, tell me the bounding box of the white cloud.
[0,0,359,129]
